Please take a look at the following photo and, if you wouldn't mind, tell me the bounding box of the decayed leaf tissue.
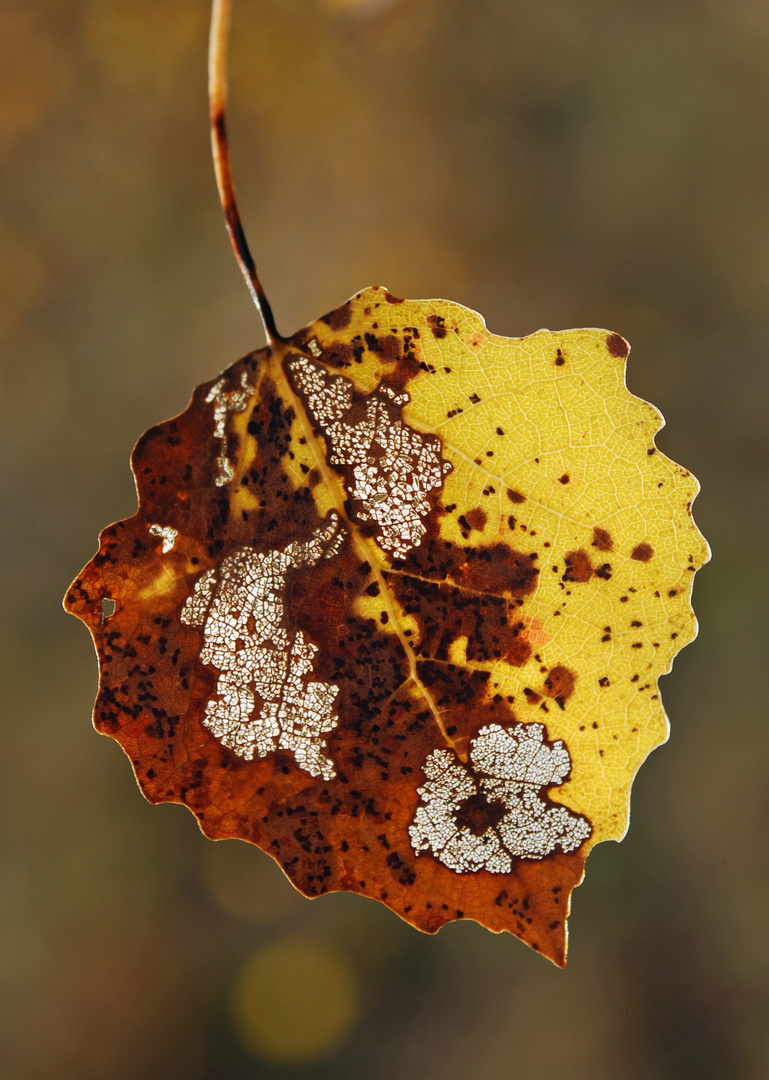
[64,0,708,966]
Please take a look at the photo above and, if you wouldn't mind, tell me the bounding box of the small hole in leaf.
[102,597,116,620]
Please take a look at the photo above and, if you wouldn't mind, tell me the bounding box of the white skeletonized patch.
[287,355,450,559]
[148,523,178,553]
[181,514,346,779]
[205,370,253,486]
[409,723,591,873]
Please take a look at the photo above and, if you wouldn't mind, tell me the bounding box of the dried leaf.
[65,287,707,964]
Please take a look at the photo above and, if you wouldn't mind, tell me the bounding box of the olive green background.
[2,0,766,1077]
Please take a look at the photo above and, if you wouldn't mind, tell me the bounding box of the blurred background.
[1,0,767,1076]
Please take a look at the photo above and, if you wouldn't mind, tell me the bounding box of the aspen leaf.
[64,286,707,965]
[64,0,708,966]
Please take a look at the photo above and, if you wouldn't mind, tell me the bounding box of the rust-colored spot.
[321,340,362,369]
[427,314,447,339]
[606,333,629,359]
[506,638,532,667]
[321,300,352,330]
[543,665,577,707]
[524,688,542,704]
[631,542,654,562]
[454,544,539,597]
[591,527,613,552]
[384,290,404,304]
[465,507,488,532]
[365,332,401,359]
[506,489,526,504]
[562,549,594,583]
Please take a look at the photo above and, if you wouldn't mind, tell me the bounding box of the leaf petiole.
[208,0,283,348]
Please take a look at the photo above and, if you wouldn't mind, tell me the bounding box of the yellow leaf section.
[298,286,709,852]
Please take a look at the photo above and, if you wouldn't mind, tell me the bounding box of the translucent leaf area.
[65,287,707,964]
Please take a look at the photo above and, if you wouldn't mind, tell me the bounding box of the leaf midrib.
[269,346,466,763]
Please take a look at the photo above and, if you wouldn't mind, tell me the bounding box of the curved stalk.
[208,0,282,347]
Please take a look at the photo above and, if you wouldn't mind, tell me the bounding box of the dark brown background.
[1,0,766,1077]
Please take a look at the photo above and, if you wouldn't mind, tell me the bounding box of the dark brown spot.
[386,358,421,392]
[559,474,570,485]
[427,314,447,339]
[543,665,577,707]
[524,688,542,704]
[562,549,594,583]
[321,301,352,330]
[365,332,401,359]
[321,340,361,369]
[606,333,629,359]
[417,662,517,743]
[465,507,488,532]
[454,544,539,597]
[631,542,654,562]
[506,489,526,504]
[591,527,613,552]
[555,348,565,366]
[389,542,537,669]
[455,793,507,836]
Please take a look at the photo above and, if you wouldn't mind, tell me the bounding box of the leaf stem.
[208,0,283,347]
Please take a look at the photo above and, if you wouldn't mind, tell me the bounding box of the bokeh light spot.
[230,932,359,1065]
